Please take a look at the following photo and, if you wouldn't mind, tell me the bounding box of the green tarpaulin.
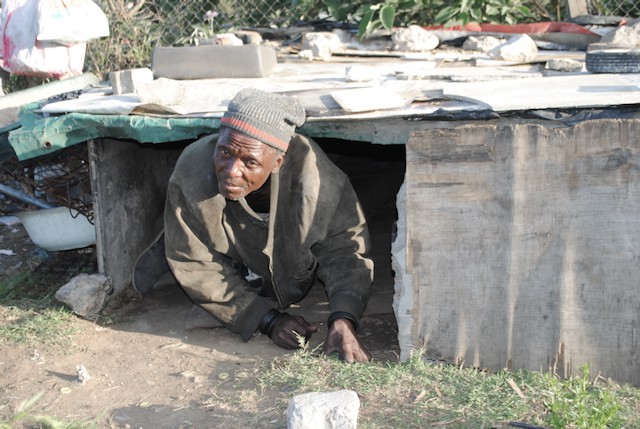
[9,105,221,161]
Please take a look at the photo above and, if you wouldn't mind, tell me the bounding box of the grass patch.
[0,268,81,350]
[259,345,640,429]
[0,306,79,348]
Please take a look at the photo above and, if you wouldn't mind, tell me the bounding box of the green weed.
[544,364,625,429]
[260,349,639,428]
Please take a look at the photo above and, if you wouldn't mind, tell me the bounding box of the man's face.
[213,128,284,200]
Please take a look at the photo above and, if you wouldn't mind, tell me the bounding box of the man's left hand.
[323,318,371,363]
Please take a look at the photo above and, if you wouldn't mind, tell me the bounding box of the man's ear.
[271,152,285,174]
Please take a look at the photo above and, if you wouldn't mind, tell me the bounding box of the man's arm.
[312,179,374,362]
[164,181,272,340]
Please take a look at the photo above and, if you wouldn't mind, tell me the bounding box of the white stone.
[55,273,112,318]
[488,34,538,63]
[311,41,332,61]
[298,49,315,61]
[462,35,503,52]
[392,25,439,52]
[109,68,154,95]
[215,33,243,46]
[302,32,343,52]
[546,58,584,72]
[287,390,360,429]
[600,25,640,48]
[302,32,343,60]
[344,65,379,82]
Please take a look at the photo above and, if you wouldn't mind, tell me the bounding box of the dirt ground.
[0,217,401,428]
[0,139,405,427]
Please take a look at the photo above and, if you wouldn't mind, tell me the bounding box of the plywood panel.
[405,119,640,385]
[90,139,186,294]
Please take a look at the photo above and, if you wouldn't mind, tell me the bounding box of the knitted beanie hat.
[220,88,306,152]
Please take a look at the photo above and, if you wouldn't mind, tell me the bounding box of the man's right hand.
[269,314,318,349]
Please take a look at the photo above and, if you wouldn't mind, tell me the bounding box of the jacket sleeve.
[164,181,273,340]
[312,178,374,324]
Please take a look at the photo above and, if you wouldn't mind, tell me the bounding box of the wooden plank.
[567,0,589,17]
[404,118,640,386]
[90,138,186,294]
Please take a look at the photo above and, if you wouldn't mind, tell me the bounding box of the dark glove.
[259,309,317,350]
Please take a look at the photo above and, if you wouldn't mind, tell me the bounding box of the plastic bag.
[0,0,87,78]
[37,0,110,45]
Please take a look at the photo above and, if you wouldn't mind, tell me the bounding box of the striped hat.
[220,88,306,152]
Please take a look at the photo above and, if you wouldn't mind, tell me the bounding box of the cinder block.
[151,45,277,79]
[109,68,154,95]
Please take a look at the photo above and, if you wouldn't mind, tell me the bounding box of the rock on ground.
[287,389,360,429]
[488,34,538,63]
[55,273,112,318]
[462,35,503,52]
[599,25,640,48]
[392,25,439,52]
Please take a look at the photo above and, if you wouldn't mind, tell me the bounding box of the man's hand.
[270,314,318,350]
[323,318,371,363]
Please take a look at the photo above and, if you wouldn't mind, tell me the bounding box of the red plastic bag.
[0,0,88,78]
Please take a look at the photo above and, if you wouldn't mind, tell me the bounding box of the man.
[162,88,373,363]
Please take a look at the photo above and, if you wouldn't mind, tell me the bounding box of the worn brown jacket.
[164,133,373,340]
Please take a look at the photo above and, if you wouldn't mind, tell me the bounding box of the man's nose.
[226,158,243,176]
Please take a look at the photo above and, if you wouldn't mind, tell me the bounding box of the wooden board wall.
[405,118,640,385]
[89,139,186,294]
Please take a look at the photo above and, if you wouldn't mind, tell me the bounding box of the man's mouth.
[221,181,243,190]
[219,180,246,199]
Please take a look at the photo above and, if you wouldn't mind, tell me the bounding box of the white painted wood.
[404,119,640,386]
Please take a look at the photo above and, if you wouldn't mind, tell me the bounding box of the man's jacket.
[164,133,374,340]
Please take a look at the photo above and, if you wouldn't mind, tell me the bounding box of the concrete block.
[287,390,360,429]
[109,68,154,95]
[152,45,277,79]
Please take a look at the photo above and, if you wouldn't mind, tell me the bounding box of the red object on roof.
[423,22,598,36]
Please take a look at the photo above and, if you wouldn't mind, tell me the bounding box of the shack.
[5,26,640,386]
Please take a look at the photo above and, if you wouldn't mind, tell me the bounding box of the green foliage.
[84,0,162,79]
[316,0,559,39]
[544,364,625,429]
[432,0,535,26]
